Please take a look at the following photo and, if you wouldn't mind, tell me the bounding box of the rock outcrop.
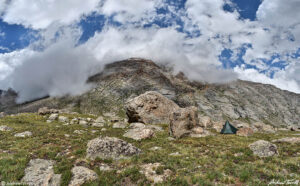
[125,91,180,124]
[22,159,61,186]
[86,137,141,160]
[249,140,278,157]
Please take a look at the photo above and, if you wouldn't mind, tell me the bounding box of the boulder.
[272,137,300,144]
[69,166,98,186]
[22,159,61,186]
[125,91,180,124]
[249,140,278,157]
[237,127,254,137]
[0,125,13,132]
[14,131,32,138]
[123,128,155,141]
[140,163,172,183]
[58,116,69,123]
[86,137,141,160]
[169,106,200,138]
[48,114,59,121]
[129,122,146,129]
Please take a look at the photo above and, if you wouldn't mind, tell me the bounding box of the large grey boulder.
[169,106,200,138]
[249,140,278,157]
[123,128,155,141]
[86,137,141,160]
[69,166,98,186]
[22,159,61,186]
[125,91,180,124]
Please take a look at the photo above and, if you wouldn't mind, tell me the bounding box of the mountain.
[1,58,299,128]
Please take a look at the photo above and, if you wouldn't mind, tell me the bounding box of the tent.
[220,120,237,134]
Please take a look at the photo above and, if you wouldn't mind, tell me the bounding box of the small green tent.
[220,120,237,134]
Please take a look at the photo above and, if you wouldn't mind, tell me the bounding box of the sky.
[0,0,299,102]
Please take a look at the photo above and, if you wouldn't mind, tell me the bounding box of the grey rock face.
[69,166,98,186]
[123,128,155,141]
[86,137,141,160]
[125,91,180,124]
[249,140,278,157]
[22,159,61,186]
[14,131,32,137]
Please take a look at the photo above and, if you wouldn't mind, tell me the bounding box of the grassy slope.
[0,113,299,186]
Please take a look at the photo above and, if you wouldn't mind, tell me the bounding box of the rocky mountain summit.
[1,58,299,129]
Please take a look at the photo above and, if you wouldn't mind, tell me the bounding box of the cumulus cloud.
[1,0,100,29]
[0,0,299,102]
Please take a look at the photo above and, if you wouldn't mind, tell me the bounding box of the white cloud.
[1,0,100,29]
[234,64,300,94]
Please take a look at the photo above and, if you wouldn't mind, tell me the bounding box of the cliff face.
[1,58,299,127]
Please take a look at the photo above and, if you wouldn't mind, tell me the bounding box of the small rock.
[249,140,278,157]
[69,166,98,186]
[86,137,141,160]
[169,152,181,156]
[46,120,52,123]
[48,114,59,121]
[99,164,113,171]
[101,128,107,131]
[112,121,128,129]
[92,122,104,127]
[38,107,59,115]
[14,131,32,138]
[22,159,61,186]
[74,130,85,134]
[95,116,105,123]
[70,118,79,125]
[91,130,97,134]
[167,137,175,141]
[86,118,94,122]
[129,122,146,129]
[79,120,89,127]
[110,116,123,123]
[234,152,243,157]
[253,122,275,133]
[272,137,300,144]
[149,146,162,151]
[237,127,254,137]
[64,134,70,138]
[123,128,155,141]
[58,116,69,123]
[0,125,13,132]
[140,163,172,183]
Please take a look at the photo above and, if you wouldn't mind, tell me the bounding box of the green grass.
[0,113,299,185]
